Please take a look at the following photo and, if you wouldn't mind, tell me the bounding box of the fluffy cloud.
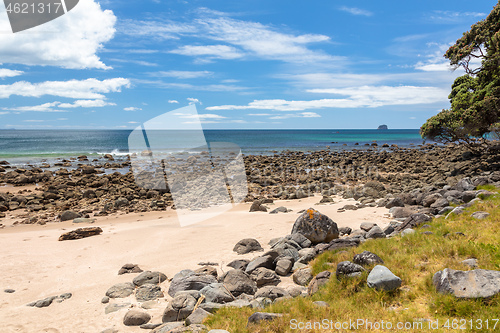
[124,107,142,111]
[0,0,116,69]
[0,78,130,99]
[58,100,116,108]
[207,85,448,111]
[0,68,23,78]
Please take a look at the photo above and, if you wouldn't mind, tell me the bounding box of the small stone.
[247,312,283,326]
[105,303,131,314]
[292,267,313,286]
[462,258,478,268]
[401,228,415,237]
[101,296,110,304]
[471,211,490,220]
[118,263,143,275]
[313,301,330,307]
[123,309,151,326]
[360,222,376,232]
[336,261,365,278]
[233,238,263,255]
[133,271,167,286]
[4,289,15,293]
[353,251,384,266]
[135,284,164,302]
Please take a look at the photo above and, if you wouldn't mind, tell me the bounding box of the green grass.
[205,190,500,332]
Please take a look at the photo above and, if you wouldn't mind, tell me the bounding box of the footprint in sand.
[41,329,60,333]
[6,324,28,333]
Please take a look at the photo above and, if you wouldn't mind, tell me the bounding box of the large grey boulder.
[133,271,167,286]
[233,238,263,255]
[433,268,500,298]
[162,294,197,322]
[222,269,257,296]
[471,211,490,220]
[353,251,384,266]
[454,177,475,191]
[106,282,135,298]
[227,259,249,271]
[250,267,281,287]
[249,200,267,212]
[367,265,401,291]
[291,208,339,244]
[168,270,217,297]
[200,283,234,303]
[336,261,365,279]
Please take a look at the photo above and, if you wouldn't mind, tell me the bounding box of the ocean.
[0,129,427,165]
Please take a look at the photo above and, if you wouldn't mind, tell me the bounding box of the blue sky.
[0,0,496,129]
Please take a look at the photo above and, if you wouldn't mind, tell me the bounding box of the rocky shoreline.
[1,142,500,227]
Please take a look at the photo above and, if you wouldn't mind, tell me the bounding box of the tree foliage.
[420,1,500,145]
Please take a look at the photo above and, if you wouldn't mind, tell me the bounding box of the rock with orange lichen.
[291,208,339,244]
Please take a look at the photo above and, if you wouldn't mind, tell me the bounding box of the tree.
[420,1,500,146]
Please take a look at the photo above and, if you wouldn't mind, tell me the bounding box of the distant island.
[377,124,388,130]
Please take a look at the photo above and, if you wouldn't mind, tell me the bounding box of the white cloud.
[172,112,225,119]
[59,100,116,108]
[4,102,62,112]
[269,112,321,119]
[128,121,139,124]
[207,85,448,111]
[428,10,486,22]
[124,107,142,111]
[0,78,130,99]
[23,119,45,122]
[149,70,213,79]
[187,97,201,105]
[248,113,272,116]
[0,0,116,69]
[339,6,373,16]
[168,100,179,104]
[170,45,244,60]
[127,14,338,64]
[0,69,23,78]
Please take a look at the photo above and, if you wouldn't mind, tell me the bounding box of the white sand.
[0,195,390,333]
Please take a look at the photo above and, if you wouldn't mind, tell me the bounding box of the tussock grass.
[206,189,500,332]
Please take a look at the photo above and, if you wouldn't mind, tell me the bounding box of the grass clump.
[205,190,500,332]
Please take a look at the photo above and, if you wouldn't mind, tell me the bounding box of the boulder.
[135,284,164,302]
[285,233,312,248]
[395,213,432,232]
[106,282,135,298]
[254,286,289,300]
[454,177,475,191]
[433,268,500,298]
[245,251,279,274]
[200,283,234,303]
[162,294,197,322]
[250,267,281,287]
[249,200,267,212]
[269,206,289,214]
[233,238,263,255]
[59,227,102,241]
[168,270,217,297]
[226,259,249,271]
[73,218,96,224]
[194,266,218,279]
[292,267,313,286]
[291,208,339,244]
[390,207,415,219]
[367,265,401,291]
[359,222,376,232]
[275,257,293,276]
[365,226,385,239]
[123,309,151,326]
[133,271,167,286]
[336,261,365,279]
[307,271,332,295]
[115,197,129,208]
[186,308,212,325]
[385,198,404,209]
[353,251,384,266]
[222,269,257,296]
[60,210,81,221]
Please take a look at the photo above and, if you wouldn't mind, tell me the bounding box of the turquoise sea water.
[0,129,427,163]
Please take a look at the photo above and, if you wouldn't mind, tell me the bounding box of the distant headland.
[377,124,388,130]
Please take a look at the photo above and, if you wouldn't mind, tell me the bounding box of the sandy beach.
[0,194,389,333]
